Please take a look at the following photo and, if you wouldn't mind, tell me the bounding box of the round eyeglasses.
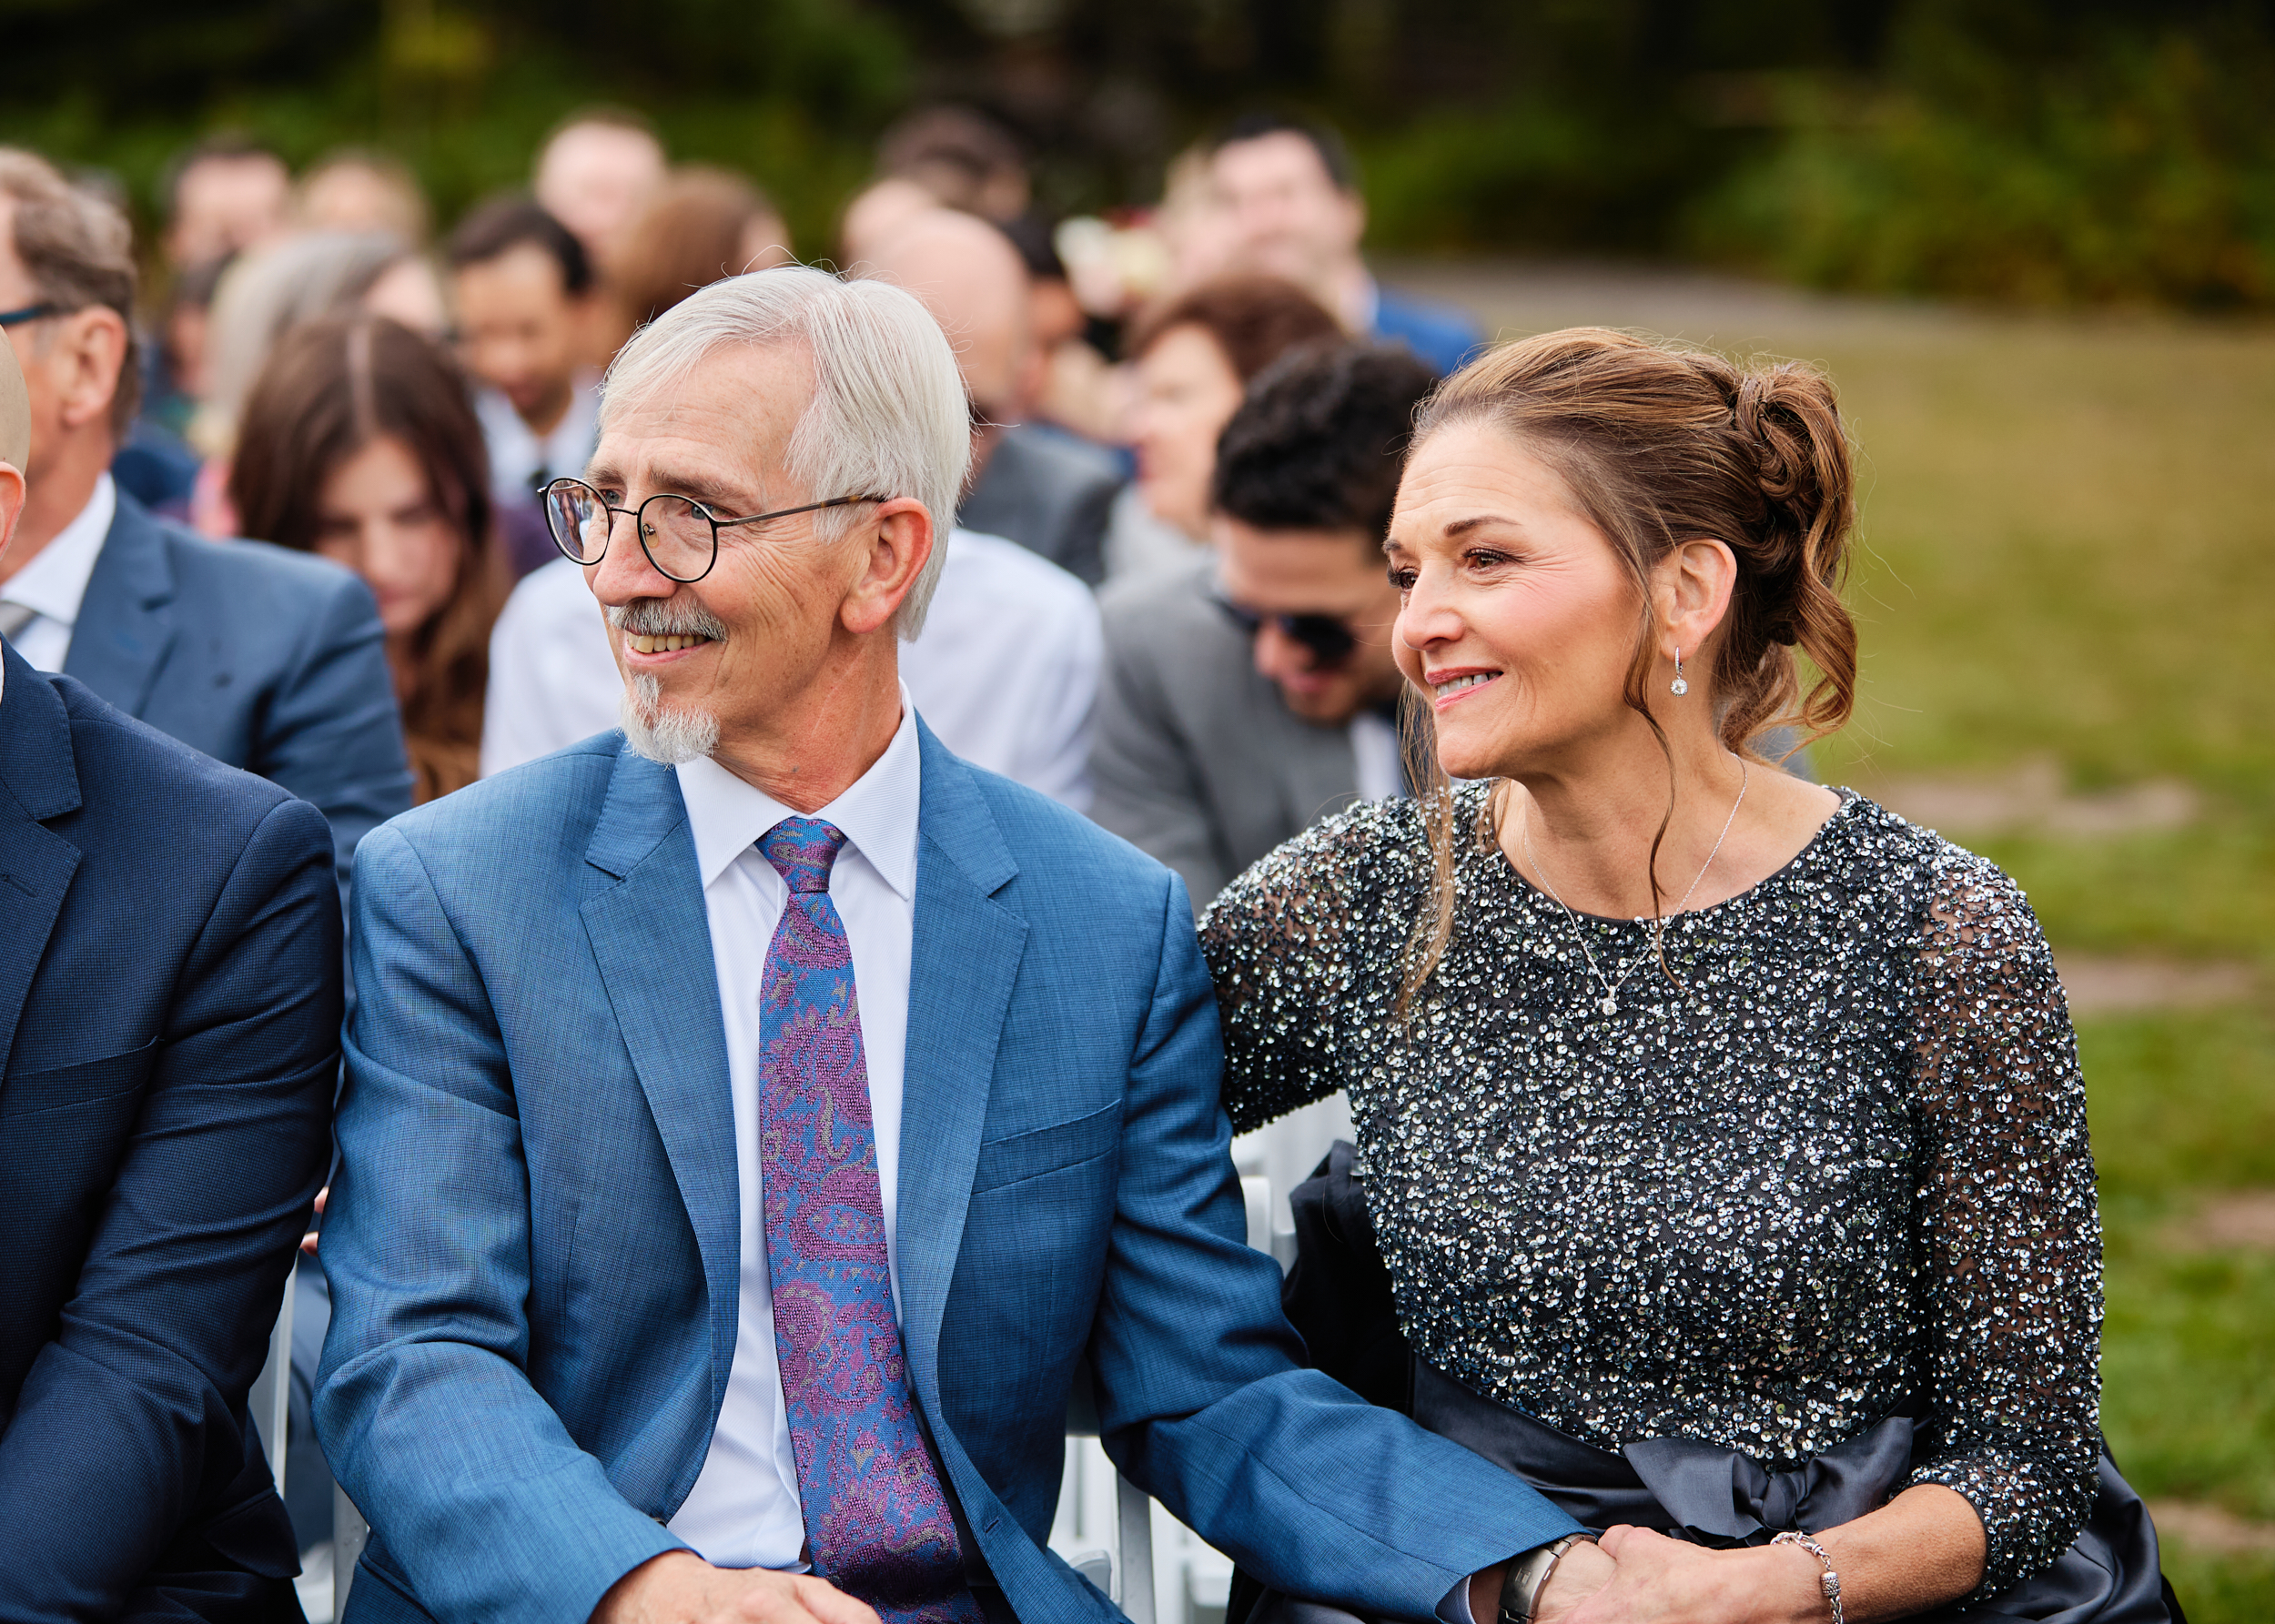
[540,478,886,584]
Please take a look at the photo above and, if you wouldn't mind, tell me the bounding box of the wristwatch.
[1497,1532,1597,1624]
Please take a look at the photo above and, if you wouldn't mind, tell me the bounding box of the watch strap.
[1497,1532,1595,1624]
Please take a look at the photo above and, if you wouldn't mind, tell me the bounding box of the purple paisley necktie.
[757,817,981,1624]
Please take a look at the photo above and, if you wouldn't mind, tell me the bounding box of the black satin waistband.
[1410,1359,1917,1545]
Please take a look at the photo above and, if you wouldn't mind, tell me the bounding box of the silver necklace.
[1518,760,1751,1017]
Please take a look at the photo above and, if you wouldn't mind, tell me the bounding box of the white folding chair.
[247,1259,296,1496]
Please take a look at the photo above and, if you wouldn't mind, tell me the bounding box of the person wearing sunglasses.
[1094,338,1440,915]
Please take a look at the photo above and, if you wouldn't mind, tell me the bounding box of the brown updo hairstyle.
[1399,326,1860,1003]
[229,314,507,803]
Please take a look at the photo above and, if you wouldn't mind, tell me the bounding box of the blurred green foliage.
[2,0,2270,307]
[1693,3,2275,307]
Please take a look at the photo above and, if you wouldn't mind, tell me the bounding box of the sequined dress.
[1199,786,2101,1599]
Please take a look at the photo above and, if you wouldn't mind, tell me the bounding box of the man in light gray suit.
[1093,341,1435,910]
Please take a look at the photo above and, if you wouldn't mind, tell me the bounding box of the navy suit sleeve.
[1090,873,1580,1620]
[314,826,681,1623]
[0,796,338,1617]
[251,570,413,885]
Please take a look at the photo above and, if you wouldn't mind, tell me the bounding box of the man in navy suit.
[317,267,1604,1623]
[0,147,410,883]
[1208,116,1484,378]
[0,313,339,1619]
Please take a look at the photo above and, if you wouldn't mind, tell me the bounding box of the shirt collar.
[674,686,923,902]
[4,473,116,629]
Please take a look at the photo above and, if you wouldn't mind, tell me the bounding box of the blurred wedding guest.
[295,146,431,243]
[532,107,666,270]
[147,253,230,436]
[836,175,935,267]
[608,166,792,335]
[1108,272,1340,580]
[190,228,447,535]
[1211,113,1482,376]
[197,229,445,454]
[233,316,507,803]
[448,196,601,576]
[1096,341,1436,907]
[0,147,411,883]
[876,102,1031,221]
[867,207,1122,583]
[160,133,289,269]
[997,212,1125,446]
[0,332,339,1624]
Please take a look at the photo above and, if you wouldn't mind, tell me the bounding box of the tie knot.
[760,817,847,894]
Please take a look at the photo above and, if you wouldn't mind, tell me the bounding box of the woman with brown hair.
[1107,273,1344,580]
[231,315,507,802]
[1203,329,2168,1622]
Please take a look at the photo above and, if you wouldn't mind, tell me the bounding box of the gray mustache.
[608,599,731,640]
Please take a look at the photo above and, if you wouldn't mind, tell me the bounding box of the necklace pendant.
[1598,995,1618,1015]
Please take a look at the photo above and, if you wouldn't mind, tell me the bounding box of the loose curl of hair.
[1397,327,1860,1008]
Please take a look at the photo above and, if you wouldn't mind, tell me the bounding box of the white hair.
[601,265,972,638]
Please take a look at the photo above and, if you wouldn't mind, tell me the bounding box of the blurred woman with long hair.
[231,315,507,802]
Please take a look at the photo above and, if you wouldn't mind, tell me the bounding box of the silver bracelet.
[1771,1530,1845,1624]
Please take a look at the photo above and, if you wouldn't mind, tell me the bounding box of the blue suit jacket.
[316,725,1577,1622]
[1371,287,1486,378]
[65,493,413,883]
[0,643,339,1620]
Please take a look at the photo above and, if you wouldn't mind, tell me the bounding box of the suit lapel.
[0,649,84,1084]
[896,723,1026,1399]
[577,747,742,1406]
[62,495,177,719]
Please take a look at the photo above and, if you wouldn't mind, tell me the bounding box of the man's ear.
[0,462,27,565]
[50,308,127,436]
[839,498,935,638]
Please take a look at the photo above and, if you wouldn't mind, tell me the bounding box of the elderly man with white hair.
[313,267,1587,1624]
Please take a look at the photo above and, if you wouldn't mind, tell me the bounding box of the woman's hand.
[1560,1527,1826,1624]
[301,1185,328,1254]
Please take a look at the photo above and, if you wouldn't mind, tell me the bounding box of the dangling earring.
[1670,648,1689,696]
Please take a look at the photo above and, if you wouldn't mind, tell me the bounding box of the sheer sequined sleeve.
[1198,802,1421,1135]
[1906,852,2103,1595]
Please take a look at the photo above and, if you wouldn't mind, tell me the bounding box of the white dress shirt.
[480,528,1101,808]
[1348,710,1404,804]
[666,699,923,1569]
[475,375,601,506]
[0,473,116,672]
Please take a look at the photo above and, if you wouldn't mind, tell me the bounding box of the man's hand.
[590,1552,881,1624]
[300,1185,328,1255]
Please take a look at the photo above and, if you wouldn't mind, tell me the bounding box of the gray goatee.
[611,598,729,764]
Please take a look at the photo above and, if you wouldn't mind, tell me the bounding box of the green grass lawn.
[1440,271,2275,1619]
[1802,316,2275,1622]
